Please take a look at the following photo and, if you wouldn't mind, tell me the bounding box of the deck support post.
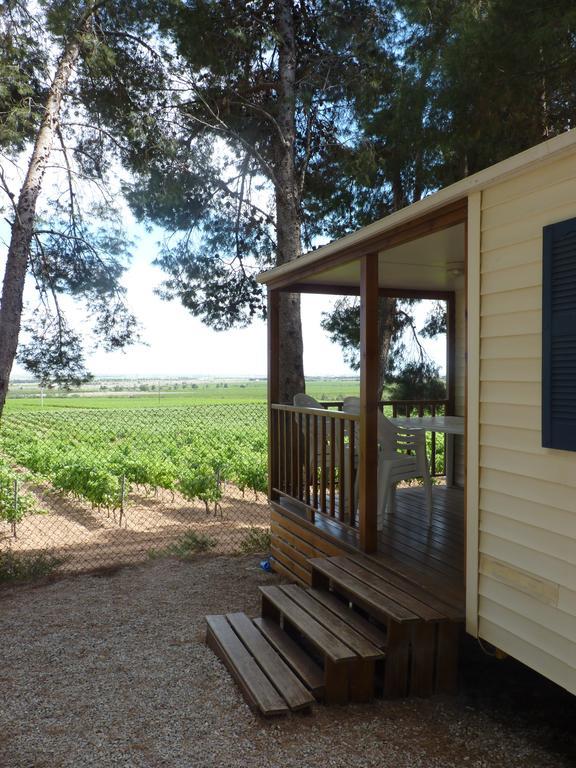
[446,291,457,485]
[446,291,456,417]
[359,253,379,553]
[268,288,280,502]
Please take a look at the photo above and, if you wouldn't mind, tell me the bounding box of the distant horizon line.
[10,373,360,383]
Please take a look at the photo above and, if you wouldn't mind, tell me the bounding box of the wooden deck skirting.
[270,503,352,585]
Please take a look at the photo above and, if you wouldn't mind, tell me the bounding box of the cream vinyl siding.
[453,279,466,488]
[476,153,576,695]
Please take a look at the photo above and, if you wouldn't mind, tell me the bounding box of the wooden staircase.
[205,553,464,716]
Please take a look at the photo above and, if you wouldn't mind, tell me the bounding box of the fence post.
[119,475,126,528]
[12,478,18,538]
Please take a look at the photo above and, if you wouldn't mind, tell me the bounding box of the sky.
[2,161,445,382]
[8,225,446,381]
[61,249,355,379]
[6,225,355,380]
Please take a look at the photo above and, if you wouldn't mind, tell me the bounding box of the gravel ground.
[1,555,575,768]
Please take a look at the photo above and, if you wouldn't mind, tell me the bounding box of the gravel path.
[1,555,574,768]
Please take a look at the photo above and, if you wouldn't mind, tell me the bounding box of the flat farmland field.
[5,377,360,411]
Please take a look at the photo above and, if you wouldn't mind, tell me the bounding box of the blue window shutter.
[542,217,576,450]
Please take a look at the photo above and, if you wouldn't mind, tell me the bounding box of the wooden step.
[307,589,387,648]
[280,585,384,660]
[259,586,356,663]
[309,558,419,623]
[226,613,315,711]
[254,617,324,697]
[307,556,464,699]
[260,584,358,704]
[327,556,445,622]
[344,554,464,620]
[206,615,288,716]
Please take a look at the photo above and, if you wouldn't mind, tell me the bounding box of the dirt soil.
[0,555,575,768]
[0,482,270,572]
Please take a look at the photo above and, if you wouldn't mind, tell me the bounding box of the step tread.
[260,586,356,663]
[345,554,465,620]
[253,617,324,696]
[328,556,446,622]
[307,589,387,648]
[309,558,419,623]
[281,585,384,660]
[226,613,314,711]
[205,615,288,716]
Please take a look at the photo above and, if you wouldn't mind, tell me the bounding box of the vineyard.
[0,386,445,579]
[0,403,271,574]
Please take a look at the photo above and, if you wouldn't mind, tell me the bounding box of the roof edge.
[258,128,576,286]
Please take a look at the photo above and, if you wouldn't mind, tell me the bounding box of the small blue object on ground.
[259,557,272,572]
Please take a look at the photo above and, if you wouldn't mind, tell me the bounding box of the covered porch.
[260,197,468,610]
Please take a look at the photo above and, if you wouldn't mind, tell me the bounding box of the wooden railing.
[317,399,448,478]
[270,404,360,528]
[270,399,449,538]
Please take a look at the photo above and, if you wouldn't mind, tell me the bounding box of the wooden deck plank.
[344,554,464,620]
[349,657,376,703]
[272,486,465,618]
[280,585,385,660]
[379,518,465,562]
[205,615,288,716]
[324,658,350,705]
[259,586,356,662]
[327,556,445,622]
[271,507,346,557]
[372,542,465,606]
[375,530,464,579]
[382,622,410,698]
[226,613,314,711]
[269,549,307,587]
[309,558,419,623]
[384,494,465,542]
[435,621,461,694]
[253,618,325,696]
[307,589,387,648]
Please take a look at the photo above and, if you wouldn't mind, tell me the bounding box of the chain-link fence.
[0,404,270,575]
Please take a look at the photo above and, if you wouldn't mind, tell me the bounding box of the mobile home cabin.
[258,130,576,698]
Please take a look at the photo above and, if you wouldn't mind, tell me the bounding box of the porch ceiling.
[298,223,466,294]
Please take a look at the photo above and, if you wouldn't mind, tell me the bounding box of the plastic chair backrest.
[293,393,324,409]
[342,396,403,459]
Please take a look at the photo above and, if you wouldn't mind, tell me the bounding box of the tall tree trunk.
[377,297,397,399]
[0,10,95,417]
[540,46,551,139]
[274,0,305,404]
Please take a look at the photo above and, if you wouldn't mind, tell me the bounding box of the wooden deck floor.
[299,486,465,614]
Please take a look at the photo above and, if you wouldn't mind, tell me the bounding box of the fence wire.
[0,404,270,575]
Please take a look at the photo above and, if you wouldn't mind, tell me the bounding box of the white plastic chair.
[342,396,433,528]
[293,393,324,410]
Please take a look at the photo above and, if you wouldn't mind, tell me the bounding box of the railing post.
[446,291,456,417]
[359,253,379,553]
